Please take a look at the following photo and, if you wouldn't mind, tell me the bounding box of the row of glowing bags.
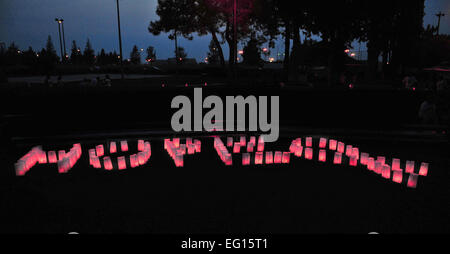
[242,151,290,165]
[165,138,201,167]
[90,141,151,170]
[291,138,428,175]
[15,144,81,175]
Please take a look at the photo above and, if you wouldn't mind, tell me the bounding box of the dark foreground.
[0,81,448,234]
[0,134,448,234]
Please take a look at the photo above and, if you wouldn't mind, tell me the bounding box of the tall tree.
[389,0,425,75]
[5,42,21,65]
[242,36,262,65]
[150,0,256,69]
[83,39,95,65]
[70,40,82,65]
[97,48,108,65]
[360,0,425,79]
[148,0,196,64]
[194,0,227,67]
[146,46,156,63]
[305,1,365,85]
[45,36,58,59]
[206,39,221,65]
[40,36,58,73]
[130,45,141,64]
[0,42,6,66]
[22,46,38,67]
[205,0,255,68]
[175,47,187,62]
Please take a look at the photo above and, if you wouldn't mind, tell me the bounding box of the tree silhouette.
[207,39,221,65]
[149,0,196,64]
[146,46,156,63]
[150,0,256,69]
[45,36,57,58]
[205,0,255,68]
[110,51,120,65]
[70,40,82,65]
[358,0,425,79]
[5,42,21,65]
[190,0,227,67]
[22,46,38,67]
[303,1,366,85]
[415,28,450,67]
[0,42,6,67]
[83,39,95,65]
[39,36,58,73]
[97,48,108,65]
[242,36,262,65]
[175,47,187,63]
[130,45,141,64]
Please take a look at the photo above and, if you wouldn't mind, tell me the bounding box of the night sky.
[0,0,449,62]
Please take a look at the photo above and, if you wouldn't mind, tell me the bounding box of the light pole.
[60,19,67,60]
[55,18,64,62]
[436,12,445,35]
[116,0,124,79]
[233,0,237,80]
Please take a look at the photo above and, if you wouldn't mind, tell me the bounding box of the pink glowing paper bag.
[274,151,282,163]
[103,157,113,170]
[405,160,415,174]
[118,156,126,170]
[407,173,419,188]
[120,140,128,152]
[329,139,337,150]
[305,148,313,160]
[265,151,273,164]
[319,149,326,162]
[419,162,428,176]
[306,137,312,147]
[392,170,403,183]
[282,152,290,164]
[381,164,391,179]
[333,152,342,164]
[109,142,117,153]
[255,152,263,164]
[242,153,250,165]
[319,138,327,148]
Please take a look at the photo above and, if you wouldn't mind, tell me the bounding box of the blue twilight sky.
[0,0,449,62]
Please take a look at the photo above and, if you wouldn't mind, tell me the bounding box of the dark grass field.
[0,135,448,234]
[0,81,448,234]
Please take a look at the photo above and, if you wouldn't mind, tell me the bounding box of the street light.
[233,0,237,79]
[60,19,67,59]
[116,0,124,79]
[55,18,66,62]
[436,12,445,35]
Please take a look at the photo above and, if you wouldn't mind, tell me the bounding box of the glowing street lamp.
[116,0,124,79]
[55,18,66,62]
